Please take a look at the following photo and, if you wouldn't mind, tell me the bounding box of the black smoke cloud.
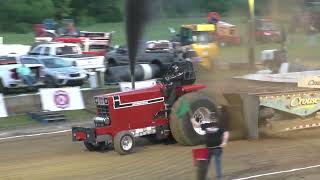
[125,0,152,87]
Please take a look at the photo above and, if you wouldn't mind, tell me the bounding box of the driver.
[164,63,184,106]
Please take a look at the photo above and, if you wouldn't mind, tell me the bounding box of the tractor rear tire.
[114,131,135,155]
[84,141,107,151]
[169,92,218,145]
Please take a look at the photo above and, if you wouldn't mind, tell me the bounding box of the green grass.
[0,115,37,129]
[1,32,34,45]
[63,110,95,121]
[1,17,205,45]
[0,110,95,129]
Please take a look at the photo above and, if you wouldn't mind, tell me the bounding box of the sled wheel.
[84,141,107,151]
[170,92,218,145]
[114,131,135,155]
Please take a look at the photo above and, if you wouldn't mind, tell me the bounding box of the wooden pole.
[248,0,256,70]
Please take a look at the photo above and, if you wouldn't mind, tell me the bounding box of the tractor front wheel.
[114,131,135,155]
[170,92,218,145]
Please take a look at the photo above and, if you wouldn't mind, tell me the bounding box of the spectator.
[192,112,229,180]
[17,64,35,86]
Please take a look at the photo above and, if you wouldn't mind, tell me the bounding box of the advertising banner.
[0,94,8,118]
[119,79,157,92]
[298,76,320,89]
[260,91,320,116]
[40,87,85,111]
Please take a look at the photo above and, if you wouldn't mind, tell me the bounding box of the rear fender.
[177,84,207,96]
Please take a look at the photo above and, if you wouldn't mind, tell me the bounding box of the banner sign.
[260,91,320,116]
[119,79,157,92]
[298,76,320,89]
[0,94,8,117]
[40,87,85,111]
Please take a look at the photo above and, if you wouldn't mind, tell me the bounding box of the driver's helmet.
[173,65,179,72]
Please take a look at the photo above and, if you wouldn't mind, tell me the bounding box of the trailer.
[222,75,320,139]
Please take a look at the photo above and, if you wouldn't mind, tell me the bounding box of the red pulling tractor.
[72,61,219,155]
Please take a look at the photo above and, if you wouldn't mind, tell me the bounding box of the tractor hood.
[94,84,165,106]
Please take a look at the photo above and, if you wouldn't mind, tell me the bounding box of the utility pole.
[248,0,256,70]
[271,0,279,20]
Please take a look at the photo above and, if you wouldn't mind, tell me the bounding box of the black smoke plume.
[125,0,152,88]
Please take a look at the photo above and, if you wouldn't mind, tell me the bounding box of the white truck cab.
[28,42,105,73]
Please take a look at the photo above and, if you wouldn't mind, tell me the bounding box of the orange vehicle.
[208,12,241,46]
[215,21,241,46]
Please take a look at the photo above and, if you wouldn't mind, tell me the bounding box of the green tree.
[70,0,122,24]
[52,0,73,20]
[0,0,54,32]
[88,0,122,22]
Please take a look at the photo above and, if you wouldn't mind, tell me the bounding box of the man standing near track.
[192,112,229,180]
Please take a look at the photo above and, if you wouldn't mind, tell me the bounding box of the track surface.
[1,129,320,180]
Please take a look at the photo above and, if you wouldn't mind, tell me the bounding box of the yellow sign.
[260,92,320,116]
[290,96,320,108]
[196,24,215,32]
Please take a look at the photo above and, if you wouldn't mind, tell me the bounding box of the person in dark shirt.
[163,63,184,106]
[192,112,229,180]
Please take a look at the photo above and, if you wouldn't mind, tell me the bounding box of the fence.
[1,87,119,117]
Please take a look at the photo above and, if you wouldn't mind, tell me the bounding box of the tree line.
[0,0,122,33]
[0,0,304,33]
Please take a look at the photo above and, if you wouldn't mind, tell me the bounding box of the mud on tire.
[169,92,218,145]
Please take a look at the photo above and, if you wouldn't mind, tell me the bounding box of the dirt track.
[1,129,320,180]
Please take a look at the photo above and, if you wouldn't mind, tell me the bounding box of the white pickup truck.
[0,57,44,93]
[0,44,31,57]
[27,42,105,73]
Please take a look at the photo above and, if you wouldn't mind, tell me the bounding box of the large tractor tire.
[169,92,218,145]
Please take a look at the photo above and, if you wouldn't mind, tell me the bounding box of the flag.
[176,97,191,119]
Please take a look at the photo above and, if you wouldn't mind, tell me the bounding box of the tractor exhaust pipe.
[105,64,160,84]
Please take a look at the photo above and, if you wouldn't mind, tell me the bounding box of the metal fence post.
[241,94,260,139]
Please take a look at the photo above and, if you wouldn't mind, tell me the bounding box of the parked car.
[0,56,44,93]
[20,56,88,87]
[105,41,176,71]
[28,42,105,73]
[255,18,282,43]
